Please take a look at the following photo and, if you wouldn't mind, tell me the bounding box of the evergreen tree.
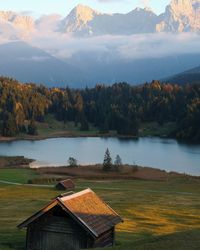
[68,157,78,167]
[80,115,89,131]
[28,120,38,135]
[0,77,200,142]
[99,119,109,134]
[103,148,112,171]
[2,112,18,136]
[114,154,122,171]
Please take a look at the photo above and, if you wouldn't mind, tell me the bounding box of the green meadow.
[0,169,200,250]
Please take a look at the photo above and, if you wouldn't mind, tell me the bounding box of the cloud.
[21,12,200,62]
[36,14,62,32]
[29,30,200,62]
[96,0,145,5]
[19,11,35,16]
[96,0,124,2]
[0,21,20,44]
[19,56,50,62]
[1,14,200,63]
[139,0,150,7]
[118,33,200,59]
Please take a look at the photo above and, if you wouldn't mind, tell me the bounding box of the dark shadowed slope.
[164,66,200,84]
[1,41,200,88]
[0,41,87,87]
[66,51,200,87]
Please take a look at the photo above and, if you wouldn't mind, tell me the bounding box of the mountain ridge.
[0,0,200,38]
[164,65,200,84]
[0,1,200,87]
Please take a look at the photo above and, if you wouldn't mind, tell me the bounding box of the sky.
[0,0,171,17]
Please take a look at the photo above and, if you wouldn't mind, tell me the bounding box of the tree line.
[67,148,123,172]
[0,77,199,142]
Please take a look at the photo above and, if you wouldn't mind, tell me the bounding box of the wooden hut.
[18,188,123,250]
[55,179,75,191]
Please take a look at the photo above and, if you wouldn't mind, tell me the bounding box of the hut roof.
[56,179,75,188]
[18,188,122,238]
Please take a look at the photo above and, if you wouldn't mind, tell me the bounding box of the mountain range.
[0,0,200,87]
[0,0,200,39]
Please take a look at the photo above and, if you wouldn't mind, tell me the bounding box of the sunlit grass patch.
[0,176,200,249]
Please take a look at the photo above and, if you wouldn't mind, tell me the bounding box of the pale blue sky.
[0,0,171,16]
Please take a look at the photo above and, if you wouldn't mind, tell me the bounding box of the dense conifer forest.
[0,77,199,142]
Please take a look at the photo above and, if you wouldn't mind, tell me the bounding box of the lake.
[0,137,200,176]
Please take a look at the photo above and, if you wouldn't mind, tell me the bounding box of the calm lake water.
[0,137,200,176]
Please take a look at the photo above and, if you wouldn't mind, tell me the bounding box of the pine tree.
[68,157,78,167]
[28,120,38,135]
[114,154,122,172]
[2,112,18,136]
[103,148,112,171]
[99,119,109,134]
[80,115,89,131]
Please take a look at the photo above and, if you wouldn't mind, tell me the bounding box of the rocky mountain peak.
[130,7,154,13]
[62,4,100,33]
[169,0,193,15]
[69,4,99,23]
[156,0,200,32]
[1,1,200,39]
[0,11,35,32]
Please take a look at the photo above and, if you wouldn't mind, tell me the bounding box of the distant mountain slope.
[65,52,200,87]
[165,66,200,84]
[1,41,200,88]
[0,41,87,87]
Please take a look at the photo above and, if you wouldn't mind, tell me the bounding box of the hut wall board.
[26,210,88,250]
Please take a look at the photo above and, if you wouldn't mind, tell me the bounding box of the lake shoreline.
[0,156,199,179]
[0,130,197,144]
[0,156,200,182]
[0,137,199,176]
[35,164,200,181]
[0,132,140,143]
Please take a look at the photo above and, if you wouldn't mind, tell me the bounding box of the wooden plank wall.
[26,209,88,250]
[93,228,114,248]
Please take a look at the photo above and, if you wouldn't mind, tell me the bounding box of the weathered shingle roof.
[59,189,122,236]
[57,179,75,189]
[18,188,122,237]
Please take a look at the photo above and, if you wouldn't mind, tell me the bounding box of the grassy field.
[0,169,37,184]
[140,122,176,137]
[36,114,99,137]
[37,118,177,139]
[0,115,100,142]
[0,115,178,142]
[0,168,200,250]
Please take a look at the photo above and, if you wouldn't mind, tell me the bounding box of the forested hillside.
[0,77,199,142]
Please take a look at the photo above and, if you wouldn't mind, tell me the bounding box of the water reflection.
[0,137,199,176]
